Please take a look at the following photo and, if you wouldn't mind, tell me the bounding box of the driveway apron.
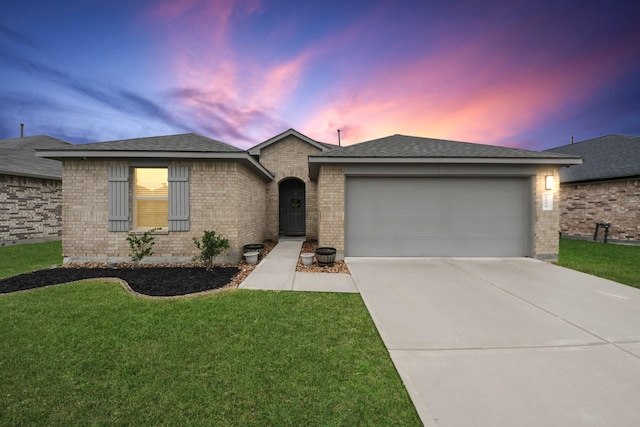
[347,258,640,427]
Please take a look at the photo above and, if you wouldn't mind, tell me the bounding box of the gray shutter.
[108,166,129,232]
[168,166,189,231]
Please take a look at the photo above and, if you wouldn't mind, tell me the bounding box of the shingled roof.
[36,133,274,181]
[0,135,70,180]
[308,134,581,179]
[313,134,580,159]
[546,134,640,183]
[37,133,242,154]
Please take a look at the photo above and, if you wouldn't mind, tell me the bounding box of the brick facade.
[559,178,640,242]
[0,174,62,244]
[257,135,321,240]
[61,160,266,263]
[317,165,345,253]
[533,166,561,260]
[55,134,566,263]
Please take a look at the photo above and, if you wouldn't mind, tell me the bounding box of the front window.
[134,168,168,228]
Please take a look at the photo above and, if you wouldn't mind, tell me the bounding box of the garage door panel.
[345,177,530,257]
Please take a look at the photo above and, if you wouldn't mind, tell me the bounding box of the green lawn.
[558,238,640,288]
[0,240,62,278]
[4,238,637,425]
[0,243,421,426]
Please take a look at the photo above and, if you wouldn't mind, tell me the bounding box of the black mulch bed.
[0,266,240,297]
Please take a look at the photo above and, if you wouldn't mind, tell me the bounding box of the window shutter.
[168,166,189,231]
[108,166,129,231]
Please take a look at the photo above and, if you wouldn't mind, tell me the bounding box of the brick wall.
[533,166,561,261]
[0,174,62,243]
[559,178,640,242]
[61,159,267,263]
[237,163,268,250]
[317,165,345,254]
[258,135,320,239]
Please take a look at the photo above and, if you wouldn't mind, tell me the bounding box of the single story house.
[37,129,580,263]
[1,135,70,245]
[547,134,640,243]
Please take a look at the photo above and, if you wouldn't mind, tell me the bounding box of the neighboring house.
[547,134,640,243]
[37,129,580,263]
[0,135,70,245]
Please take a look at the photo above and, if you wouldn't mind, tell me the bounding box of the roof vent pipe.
[20,123,24,138]
[337,129,341,146]
[571,136,574,144]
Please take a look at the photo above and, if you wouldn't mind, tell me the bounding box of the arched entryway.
[279,178,306,236]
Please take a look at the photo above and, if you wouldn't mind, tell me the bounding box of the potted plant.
[244,251,259,265]
[300,253,314,266]
[243,243,265,259]
[315,247,336,266]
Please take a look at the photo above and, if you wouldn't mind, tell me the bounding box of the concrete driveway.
[347,258,640,427]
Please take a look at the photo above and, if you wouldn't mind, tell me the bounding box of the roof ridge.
[548,133,640,150]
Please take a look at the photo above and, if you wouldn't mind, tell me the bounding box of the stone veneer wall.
[258,135,320,240]
[533,166,561,261]
[61,159,266,263]
[0,174,62,244]
[317,165,345,254]
[559,178,640,242]
[316,165,562,260]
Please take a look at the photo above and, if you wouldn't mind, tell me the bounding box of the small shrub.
[193,230,230,269]
[126,228,159,264]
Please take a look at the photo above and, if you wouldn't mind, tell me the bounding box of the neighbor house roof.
[36,133,274,181]
[248,128,335,156]
[0,135,70,180]
[546,134,640,183]
[309,134,581,178]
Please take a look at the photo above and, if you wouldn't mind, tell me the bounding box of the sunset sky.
[1,0,639,150]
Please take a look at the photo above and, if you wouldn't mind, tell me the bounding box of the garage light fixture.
[545,175,554,190]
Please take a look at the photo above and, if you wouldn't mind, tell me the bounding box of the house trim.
[248,128,332,156]
[309,157,582,179]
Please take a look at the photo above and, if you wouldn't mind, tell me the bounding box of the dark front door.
[279,179,306,236]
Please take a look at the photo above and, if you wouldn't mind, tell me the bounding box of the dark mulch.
[0,266,240,297]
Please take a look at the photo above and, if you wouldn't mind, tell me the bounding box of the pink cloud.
[145,0,313,143]
[302,25,639,147]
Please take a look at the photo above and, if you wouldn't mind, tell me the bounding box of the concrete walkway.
[238,240,357,293]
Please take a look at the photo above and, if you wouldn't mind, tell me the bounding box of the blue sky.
[1,0,639,150]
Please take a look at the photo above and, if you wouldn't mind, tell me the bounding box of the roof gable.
[248,128,335,156]
[547,134,640,183]
[0,135,70,180]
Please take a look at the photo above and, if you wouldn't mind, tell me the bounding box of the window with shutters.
[134,168,168,229]
[108,165,189,232]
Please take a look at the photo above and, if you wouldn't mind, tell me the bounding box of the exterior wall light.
[545,175,554,190]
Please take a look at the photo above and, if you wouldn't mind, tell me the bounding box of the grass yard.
[558,238,640,288]
[0,240,62,278]
[0,281,420,425]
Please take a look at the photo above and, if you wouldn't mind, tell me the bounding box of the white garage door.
[345,177,531,257]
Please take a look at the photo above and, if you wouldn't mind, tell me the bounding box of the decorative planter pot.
[315,247,337,266]
[244,251,259,265]
[243,243,265,259]
[300,253,314,266]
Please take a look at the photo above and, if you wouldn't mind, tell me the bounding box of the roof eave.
[308,156,583,179]
[0,170,62,181]
[36,150,274,181]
